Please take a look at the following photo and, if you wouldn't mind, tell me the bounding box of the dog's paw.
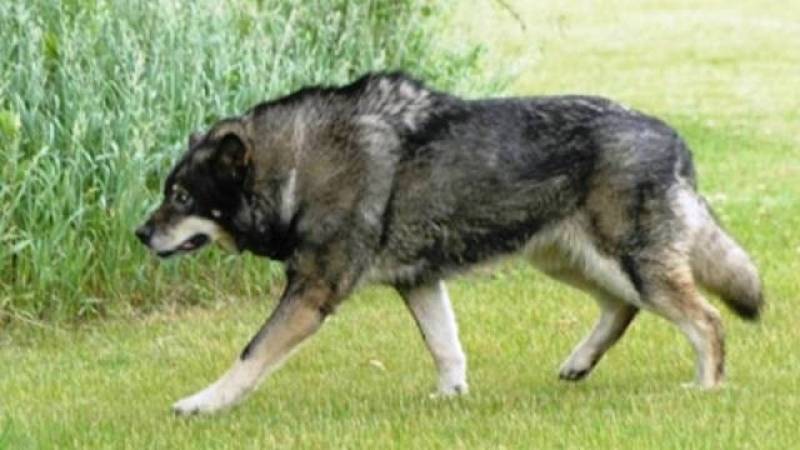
[430,382,468,399]
[558,360,593,382]
[172,386,231,416]
[172,393,212,416]
[172,397,202,416]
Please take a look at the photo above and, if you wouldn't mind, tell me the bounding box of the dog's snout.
[135,222,154,244]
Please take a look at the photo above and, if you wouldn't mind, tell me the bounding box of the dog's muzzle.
[155,233,209,258]
[135,215,232,258]
[135,223,152,244]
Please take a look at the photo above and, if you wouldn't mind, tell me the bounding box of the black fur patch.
[620,254,644,294]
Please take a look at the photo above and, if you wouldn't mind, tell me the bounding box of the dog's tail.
[690,198,764,320]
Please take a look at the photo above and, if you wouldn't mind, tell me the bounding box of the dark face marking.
[136,127,253,255]
[162,130,251,220]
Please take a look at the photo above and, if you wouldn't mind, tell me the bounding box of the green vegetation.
[0,0,484,321]
[2,0,799,448]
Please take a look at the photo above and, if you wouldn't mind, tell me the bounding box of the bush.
[0,0,485,321]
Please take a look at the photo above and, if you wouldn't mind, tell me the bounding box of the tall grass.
[0,0,486,321]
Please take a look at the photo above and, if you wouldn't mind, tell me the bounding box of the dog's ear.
[217,132,249,167]
[188,131,204,148]
[213,131,252,182]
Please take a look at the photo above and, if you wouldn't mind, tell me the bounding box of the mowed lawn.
[3,1,800,448]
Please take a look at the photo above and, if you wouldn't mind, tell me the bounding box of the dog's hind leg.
[172,279,334,415]
[559,296,638,381]
[530,236,641,382]
[399,280,468,396]
[638,259,725,389]
[542,266,639,381]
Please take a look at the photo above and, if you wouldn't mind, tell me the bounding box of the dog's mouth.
[156,234,210,258]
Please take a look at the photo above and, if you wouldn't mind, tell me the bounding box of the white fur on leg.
[559,312,613,380]
[402,280,468,396]
[559,301,637,380]
[173,359,263,415]
[173,296,323,415]
[677,319,723,390]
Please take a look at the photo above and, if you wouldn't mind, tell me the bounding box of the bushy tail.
[690,201,764,320]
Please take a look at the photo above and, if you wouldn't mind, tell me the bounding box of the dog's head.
[136,121,251,258]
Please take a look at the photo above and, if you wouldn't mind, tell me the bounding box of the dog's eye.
[174,190,192,206]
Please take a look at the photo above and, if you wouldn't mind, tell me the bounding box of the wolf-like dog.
[136,72,763,415]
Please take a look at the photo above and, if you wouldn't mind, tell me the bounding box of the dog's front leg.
[172,277,334,415]
[399,280,468,396]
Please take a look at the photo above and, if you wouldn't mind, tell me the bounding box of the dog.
[136,72,763,415]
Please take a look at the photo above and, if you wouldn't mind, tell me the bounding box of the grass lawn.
[2,0,800,448]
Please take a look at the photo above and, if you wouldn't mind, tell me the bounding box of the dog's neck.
[229,190,298,261]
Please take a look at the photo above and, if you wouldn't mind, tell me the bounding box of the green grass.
[3,0,800,448]
[2,271,798,449]
[0,0,485,321]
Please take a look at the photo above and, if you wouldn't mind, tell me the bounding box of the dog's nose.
[135,223,154,244]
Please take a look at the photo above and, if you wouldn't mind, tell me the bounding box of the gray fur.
[136,72,763,414]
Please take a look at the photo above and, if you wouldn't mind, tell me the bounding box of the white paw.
[172,385,239,416]
[430,381,468,399]
[558,353,596,381]
[558,362,593,381]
